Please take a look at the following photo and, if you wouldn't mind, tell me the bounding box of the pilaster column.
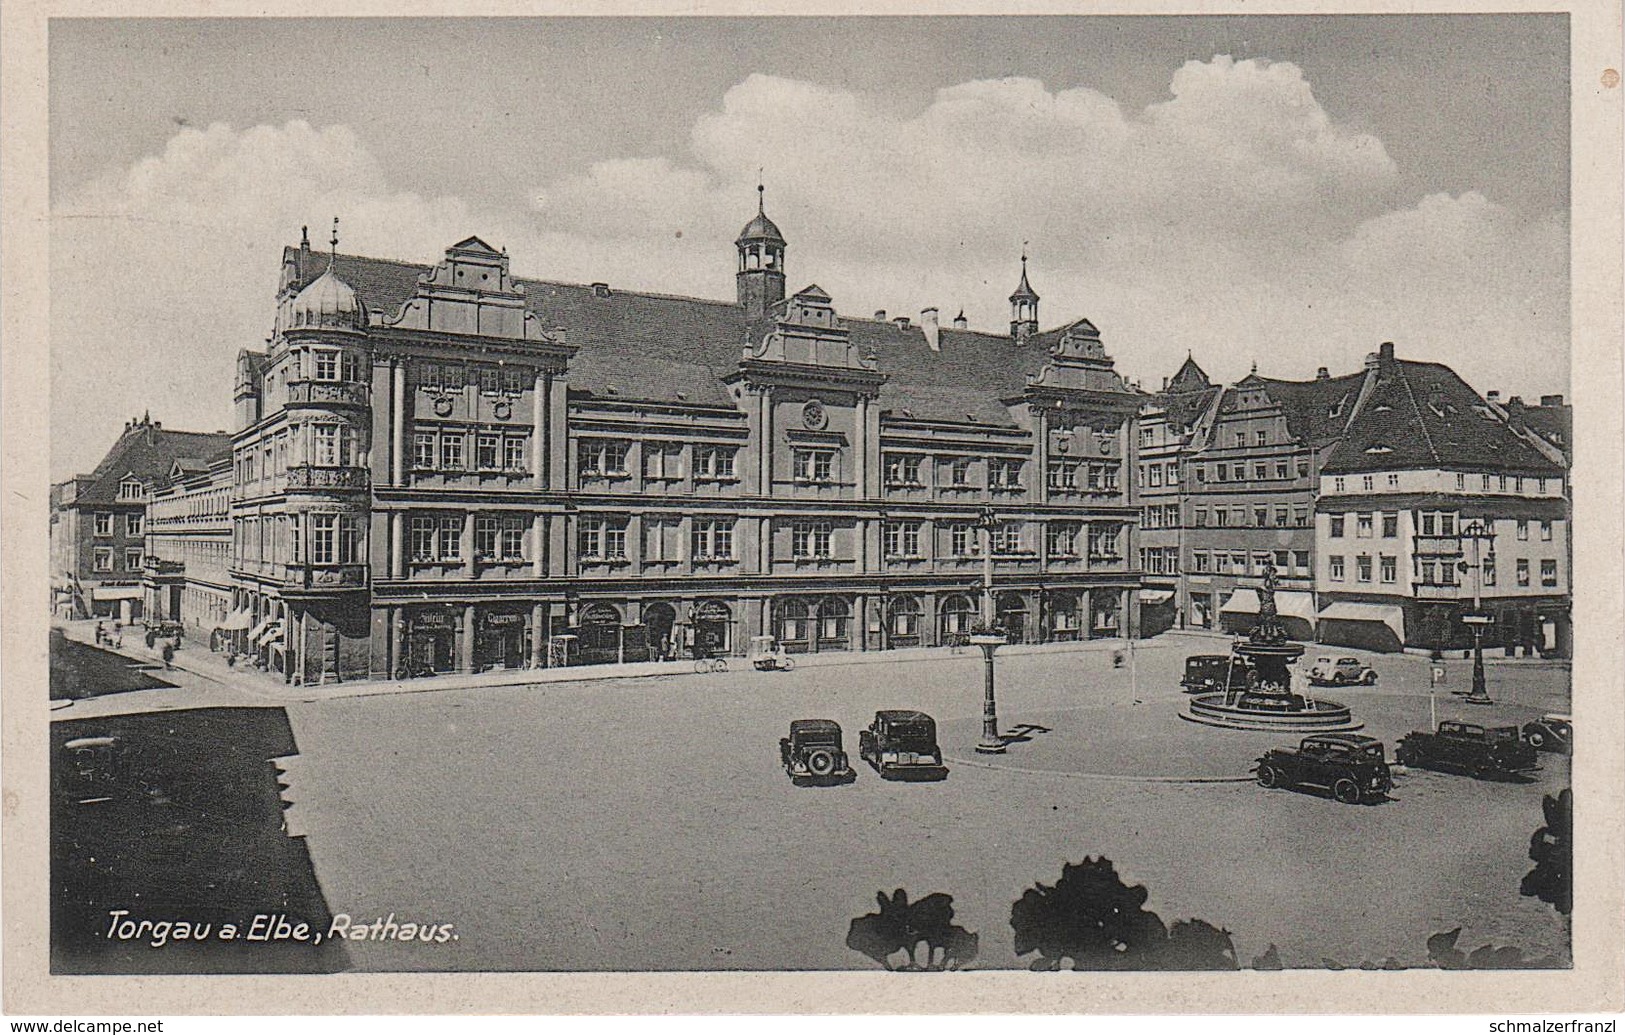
[1035,408,1051,506]
[854,395,869,500]
[392,361,407,487]
[390,511,404,579]
[462,511,476,576]
[548,374,569,490]
[530,602,546,667]
[758,388,774,495]
[532,371,547,487]
[460,604,476,673]
[531,513,545,577]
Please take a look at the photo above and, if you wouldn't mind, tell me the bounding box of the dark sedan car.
[1396,721,1539,777]
[779,719,854,784]
[858,710,946,780]
[1522,714,1572,754]
[1255,733,1392,804]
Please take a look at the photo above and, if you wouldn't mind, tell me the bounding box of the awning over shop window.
[221,609,253,631]
[248,618,273,642]
[1138,589,1175,605]
[1317,602,1406,644]
[90,585,144,601]
[255,621,284,647]
[1220,589,1317,624]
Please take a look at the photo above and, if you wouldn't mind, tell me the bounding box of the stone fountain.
[1181,563,1362,732]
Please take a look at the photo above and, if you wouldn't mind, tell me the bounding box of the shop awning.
[1220,589,1317,624]
[248,618,273,642]
[221,609,253,631]
[1138,589,1175,604]
[255,621,284,647]
[1318,602,1406,644]
[90,585,144,601]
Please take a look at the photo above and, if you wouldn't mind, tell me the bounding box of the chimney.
[1508,395,1524,408]
[1540,394,1564,407]
[591,282,612,298]
[873,310,887,322]
[952,309,968,330]
[1379,341,1396,368]
[1316,367,1330,381]
[920,308,940,352]
[893,316,911,330]
[298,225,311,270]
[1161,377,1169,391]
[1487,390,1501,403]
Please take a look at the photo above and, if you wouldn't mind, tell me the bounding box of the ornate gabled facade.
[225,199,1148,683]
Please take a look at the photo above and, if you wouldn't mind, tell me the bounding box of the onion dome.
[736,184,786,246]
[1009,253,1039,304]
[288,267,366,330]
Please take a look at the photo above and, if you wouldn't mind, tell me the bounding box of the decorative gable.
[378,237,557,341]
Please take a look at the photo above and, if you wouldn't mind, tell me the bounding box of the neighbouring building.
[1313,343,1570,655]
[142,448,236,641]
[1179,364,1363,640]
[226,199,1147,683]
[1135,355,1220,636]
[49,415,232,622]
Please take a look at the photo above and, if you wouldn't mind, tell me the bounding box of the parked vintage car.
[1395,721,1539,777]
[778,719,853,783]
[1255,733,1392,804]
[60,735,130,802]
[1521,714,1573,754]
[1307,655,1378,686]
[858,710,946,779]
[1181,654,1252,693]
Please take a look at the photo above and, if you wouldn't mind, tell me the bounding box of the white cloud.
[50,60,1568,477]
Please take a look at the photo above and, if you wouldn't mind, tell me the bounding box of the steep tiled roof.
[297,250,1093,427]
[1166,354,1211,393]
[1322,360,1562,475]
[72,424,233,506]
[1151,386,1221,433]
[1241,372,1368,449]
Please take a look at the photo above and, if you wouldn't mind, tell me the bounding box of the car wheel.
[1526,730,1546,749]
[1332,777,1362,804]
[806,750,835,777]
[1363,670,1378,685]
[1256,765,1280,789]
[1395,744,1417,767]
[781,656,795,672]
[1332,672,1346,685]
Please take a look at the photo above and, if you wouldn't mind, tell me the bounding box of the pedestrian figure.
[94,621,105,645]
[161,642,175,670]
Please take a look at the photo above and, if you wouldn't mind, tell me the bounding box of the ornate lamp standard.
[971,504,1007,754]
[1458,519,1497,706]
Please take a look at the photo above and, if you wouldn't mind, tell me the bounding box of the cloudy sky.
[49,16,1570,479]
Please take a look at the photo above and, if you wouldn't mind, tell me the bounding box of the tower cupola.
[736,183,787,320]
[1009,250,1040,343]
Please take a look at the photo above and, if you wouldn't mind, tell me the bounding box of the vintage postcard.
[3,0,1621,1018]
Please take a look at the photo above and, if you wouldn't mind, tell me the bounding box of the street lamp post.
[1459,520,1496,706]
[971,505,1007,754]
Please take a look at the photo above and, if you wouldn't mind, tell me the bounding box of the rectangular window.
[1216,552,1233,575]
[125,513,144,536]
[1380,555,1397,583]
[950,524,976,558]
[1214,464,1227,482]
[503,368,527,396]
[1440,513,1456,537]
[885,454,924,486]
[1421,512,1437,536]
[693,445,737,480]
[1233,432,1245,448]
[1087,524,1120,560]
[414,432,436,469]
[477,434,501,470]
[1214,509,1229,527]
[792,520,833,559]
[1356,513,1373,538]
[1194,508,1208,528]
[1144,506,1161,530]
[1356,555,1372,583]
[439,516,462,561]
[1148,465,1163,488]
[1194,465,1206,483]
[1295,550,1311,573]
[504,436,526,471]
[500,517,525,561]
[1330,515,1345,538]
[478,367,501,395]
[1254,508,1268,528]
[410,517,436,562]
[1539,520,1552,542]
[1483,474,1493,491]
[947,456,973,486]
[1048,463,1081,492]
[93,547,114,572]
[1329,555,1345,581]
[1253,463,1267,481]
[314,350,339,381]
[1192,550,1210,573]
[883,521,922,558]
[989,459,1022,489]
[1440,559,1457,585]
[1165,461,1178,483]
[1382,512,1398,538]
[1234,552,1251,575]
[1233,463,1245,481]
[1294,505,1310,528]
[1483,557,1496,586]
[1516,520,1529,541]
[94,512,114,537]
[793,449,836,483]
[123,547,144,571]
[1274,549,1291,570]
[1047,523,1078,557]
[1255,430,1267,447]
[312,515,337,565]
[440,433,464,471]
[1455,473,1466,490]
[1387,473,1399,488]
[1296,458,1310,477]
[692,519,736,561]
[642,442,681,480]
[1541,559,1557,587]
[1275,461,1288,480]
[475,516,500,559]
[991,522,1024,555]
[1361,475,1374,491]
[1537,478,1548,494]
[1165,503,1180,526]
[1273,506,1288,526]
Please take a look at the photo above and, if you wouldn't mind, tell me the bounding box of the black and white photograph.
[5,2,1623,1020]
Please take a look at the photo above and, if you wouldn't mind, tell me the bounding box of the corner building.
[232,201,1145,682]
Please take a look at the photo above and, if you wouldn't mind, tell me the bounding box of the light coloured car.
[1308,655,1378,686]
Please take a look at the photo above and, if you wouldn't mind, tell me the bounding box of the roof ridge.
[1393,364,1441,465]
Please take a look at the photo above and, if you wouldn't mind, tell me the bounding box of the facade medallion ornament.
[433,396,454,417]
[801,399,828,431]
[493,400,512,421]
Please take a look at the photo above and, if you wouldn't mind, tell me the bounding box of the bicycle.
[693,656,730,674]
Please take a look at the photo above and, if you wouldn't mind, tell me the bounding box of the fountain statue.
[1182,562,1362,732]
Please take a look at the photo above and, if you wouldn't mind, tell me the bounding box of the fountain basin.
[1181,691,1362,732]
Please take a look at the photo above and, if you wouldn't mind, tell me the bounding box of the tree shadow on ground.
[847,890,979,971]
[50,627,175,701]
